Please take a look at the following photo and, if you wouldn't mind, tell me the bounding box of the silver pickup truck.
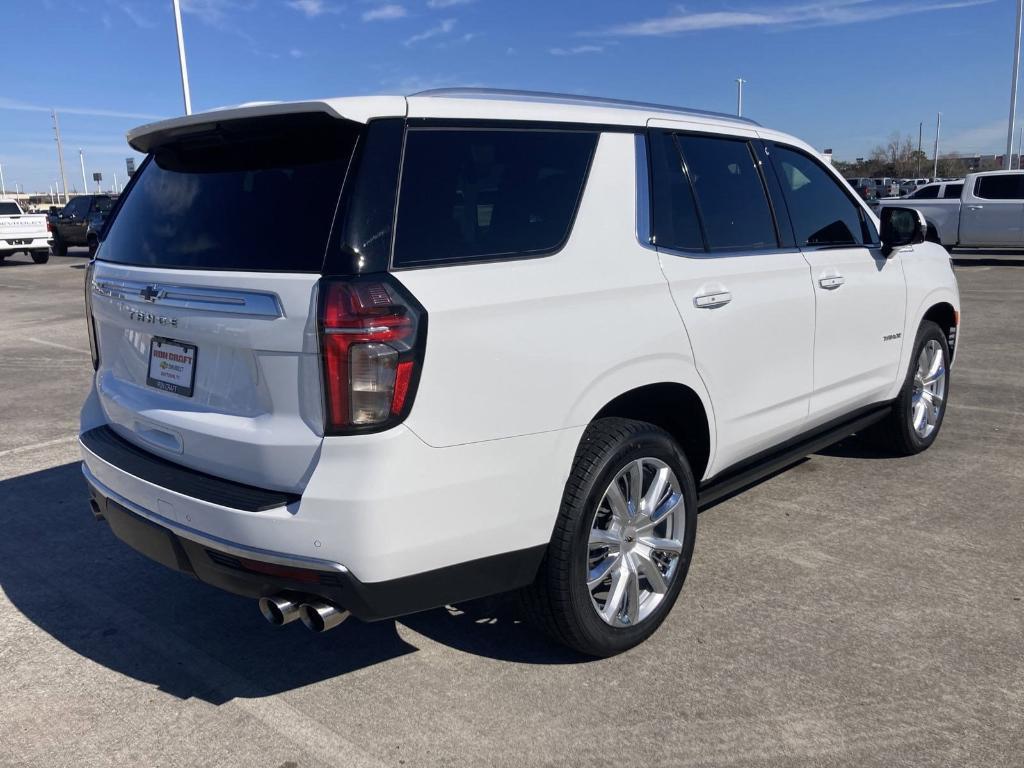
[877,170,1024,250]
[0,199,51,263]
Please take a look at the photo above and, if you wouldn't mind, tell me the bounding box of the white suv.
[80,89,960,656]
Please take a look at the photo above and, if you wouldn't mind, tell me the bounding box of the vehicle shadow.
[0,462,584,704]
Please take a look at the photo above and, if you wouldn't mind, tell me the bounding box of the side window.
[392,128,598,268]
[975,174,1024,200]
[64,198,86,217]
[910,185,939,199]
[675,135,777,250]
[770,145,865,247]
[942,183,964,199]
[649,131,704,251]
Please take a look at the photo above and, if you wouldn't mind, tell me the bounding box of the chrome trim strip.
[81,459,349,574]
[92,277,283,318]
[634,133,653,249]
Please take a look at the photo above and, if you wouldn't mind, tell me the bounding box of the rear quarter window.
[99,114,358,272]
[975,174,1024,200]
[391,128,598,268]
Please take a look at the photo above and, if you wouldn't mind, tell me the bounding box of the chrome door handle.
[819,275,845,290]
[967,205,984,210]
[693,291,732,309]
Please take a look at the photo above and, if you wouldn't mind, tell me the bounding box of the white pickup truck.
[0,199,51,263]
[878,169,1024,250]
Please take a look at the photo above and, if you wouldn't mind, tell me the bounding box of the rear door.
[649,127,816,472]
[766,142,906,422]
[89,112,361,492]
[959,173,1024,246]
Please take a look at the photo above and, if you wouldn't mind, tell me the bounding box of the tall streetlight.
[1006,0,1023,169]
[932,112,942,178]
[51,110,68,203]
[79,149,88,197]
[735,78,747,117]
[917,121,923,177]
[172,0,193,115]
[0,162,5,196]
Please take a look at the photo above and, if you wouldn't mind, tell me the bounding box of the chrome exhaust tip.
[258,595,301,626]
[298,600,350,633]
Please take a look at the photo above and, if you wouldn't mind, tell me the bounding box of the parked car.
[877,170,1022,249]
[0,198,50,263]
[898,178,931,196]
[873,177,899,198]
[903,180,965,201]
[845,177,876,199]
[80,89,961,657]
[50,195,113,254]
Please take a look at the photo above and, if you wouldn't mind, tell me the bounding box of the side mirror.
[880,206,926,257]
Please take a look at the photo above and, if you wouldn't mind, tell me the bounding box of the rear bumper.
[0,236,50,252]
[86,479,543,621]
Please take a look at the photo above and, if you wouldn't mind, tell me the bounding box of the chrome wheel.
[911,339,946,439]
[586,458,686,628]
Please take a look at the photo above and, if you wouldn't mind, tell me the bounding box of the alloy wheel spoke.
[641,467,670,522]
[634,551,668,594]
[624,556,641,625]
[602,564,628,623]
[604,481,630,525]
[627,460,643,519]
[587,552,620,590]
[913,400,928,432]
[589,529,620,549]
[639,535,683,555]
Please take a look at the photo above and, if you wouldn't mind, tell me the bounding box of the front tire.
[31,251,49,264]
[521,418,698,657]
[874,321,950,455]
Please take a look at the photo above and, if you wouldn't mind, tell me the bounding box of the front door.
[765,143,907,423]
[959,172,1024,246]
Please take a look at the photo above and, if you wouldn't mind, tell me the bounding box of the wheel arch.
[592,382,713,483]
[922,300,959,359]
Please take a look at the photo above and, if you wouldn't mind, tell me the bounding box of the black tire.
[521,418,698,657]
[872,321,950,456]
[31,251,49,264]
[87,235,98,256]
[51,236,67,256]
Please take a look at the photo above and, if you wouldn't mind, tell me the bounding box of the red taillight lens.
[319,278,424,433]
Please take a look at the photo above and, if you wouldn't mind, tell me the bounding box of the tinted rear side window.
[0,202,19,215]
[771,145,864,247]
[975,174,1024,200]
[911,185,939,199]
[942,183,963,199]
[649,131,704,251]
[392,129,597,268]
[675,135,777,251]
[99,114,358,271]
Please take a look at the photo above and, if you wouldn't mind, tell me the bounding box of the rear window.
[99,114,358,271]
[942,183,963,199]
[0,202,20,215]
[392,128,597,268]
[975,174,1024,200]
[910,185,939,199]
[93,197,114,213]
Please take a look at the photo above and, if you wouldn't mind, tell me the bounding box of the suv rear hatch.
[89,110,362,492]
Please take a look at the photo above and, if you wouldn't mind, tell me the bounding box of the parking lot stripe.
[0,435,78,458]
[27,337,90,355]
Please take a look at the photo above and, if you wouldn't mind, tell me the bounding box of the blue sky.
[0,0,1018,193]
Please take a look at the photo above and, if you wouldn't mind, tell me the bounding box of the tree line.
[833,132,1008,178]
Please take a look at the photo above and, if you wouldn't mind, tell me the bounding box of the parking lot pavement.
[1,251,1021,768]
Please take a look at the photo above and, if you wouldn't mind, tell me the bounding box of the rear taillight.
[84,260,99,371]
[319,276,426,434]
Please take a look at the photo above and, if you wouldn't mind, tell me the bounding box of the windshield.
[99,113,359,272]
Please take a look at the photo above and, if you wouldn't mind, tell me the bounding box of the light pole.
[735,78,746,117]
[51,110,69,203]
[1018,123,1024,168]
[917,121,923,177]
[0,162,5,196]
[932,112,942,178]
[79,149,89,198]
[113,171,119,194]
[172,0,193,115]
[1006,0,1023,169]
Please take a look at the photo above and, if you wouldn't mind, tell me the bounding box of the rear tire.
[87,235,98,256]
[31,251,49,264]
[871,321,950,456]
[51,236,67,256]
[521,418,698,657]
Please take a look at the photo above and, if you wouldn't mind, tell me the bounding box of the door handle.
[967,205,984,210]
[819,275,845,290]
[693,291,732,309]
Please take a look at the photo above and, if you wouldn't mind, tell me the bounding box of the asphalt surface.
[1,250,1021,767]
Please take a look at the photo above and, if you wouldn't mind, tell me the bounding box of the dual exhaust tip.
[258,595,350,633]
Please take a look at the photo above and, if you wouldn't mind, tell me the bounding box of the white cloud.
[426,0,472,7]
[289,48,305,58]
[118,3,155,28]
[0,97,164,122]
[287,0,338,17]
[591,0,994,36]
[550,44,603,56]
[404,17,456,45]
[940,121,1008,154]
[363,4,408,21]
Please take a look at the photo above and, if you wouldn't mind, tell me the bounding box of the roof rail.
[410,87,760,126]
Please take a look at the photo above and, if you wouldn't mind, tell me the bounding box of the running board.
[697,403,892,509]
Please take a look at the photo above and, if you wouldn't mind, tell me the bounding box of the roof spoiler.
[126,99,382,154]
